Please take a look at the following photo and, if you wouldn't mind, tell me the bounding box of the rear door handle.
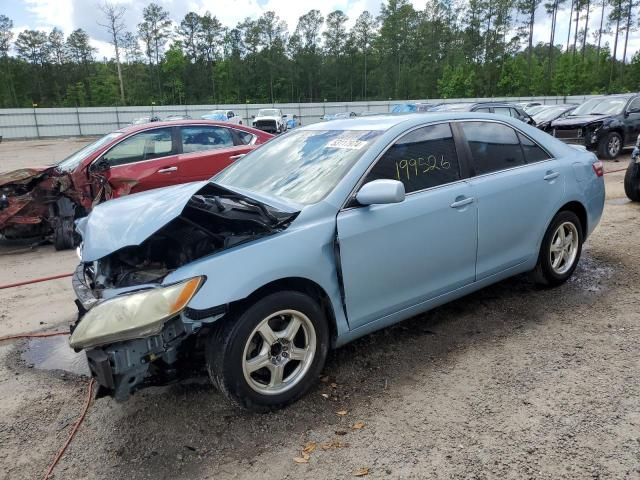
[157,166,177,173]
[229,154,246,161]
[450,196,474,208]
[544,171,560,181]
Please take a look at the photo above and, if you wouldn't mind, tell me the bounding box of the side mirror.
[90,158,110,173]
[293,115,298,119]
[251,115,255,119]
[356,180,405,206]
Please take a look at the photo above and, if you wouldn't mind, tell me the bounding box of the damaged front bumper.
[71,269,225,400]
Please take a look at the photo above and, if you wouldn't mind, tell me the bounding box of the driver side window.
[102,128,174,167]
[628,97,640,113]
[363,123,461,194]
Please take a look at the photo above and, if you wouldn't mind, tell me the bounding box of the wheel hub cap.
[242,310,316,395]
[549,222,579,275]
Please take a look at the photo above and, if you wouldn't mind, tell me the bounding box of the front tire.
[206,291,329,412]
[598,132,623,159]
[624,161,640,202]
[533,211,583,287]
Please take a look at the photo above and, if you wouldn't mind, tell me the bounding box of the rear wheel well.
[558,201,587,238]
[228,278,338,345]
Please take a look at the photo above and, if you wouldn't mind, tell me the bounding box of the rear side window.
[181,126,234,153]
[235,130,255,145]
[364,123,460,193]
[518,132,551,163]
[461,122,525,174]
[494,107,512,117]
[475,107,491,113]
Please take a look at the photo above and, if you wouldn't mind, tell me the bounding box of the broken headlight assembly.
[69,276,203,350]
[589,122,603,144]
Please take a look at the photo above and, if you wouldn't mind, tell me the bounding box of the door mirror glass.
[90,157,110,173]
[356,180,405,206]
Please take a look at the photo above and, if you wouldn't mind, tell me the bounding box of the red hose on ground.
[42,378,95,480]
[0,273,73,290]
[604,167,629,175]
[0,331,69,342]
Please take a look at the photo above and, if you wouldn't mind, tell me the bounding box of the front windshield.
[209,110,226,115]
[56,132,124,172]
[533,107,571,123]
[391,104,416,113]
[258,109,279,116]
[213,129,383,205]
[570,98,628,116]
[429,103,473,112]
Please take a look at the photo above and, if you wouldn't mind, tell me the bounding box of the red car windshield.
[56,132,124,172]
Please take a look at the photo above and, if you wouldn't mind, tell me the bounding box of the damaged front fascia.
[0,166,83,237]
[78,182,299,300]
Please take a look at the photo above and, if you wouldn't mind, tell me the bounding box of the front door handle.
[157,166,177,173]
[229,154,246,161]
[544,171,560,181]
[450,196,474,209]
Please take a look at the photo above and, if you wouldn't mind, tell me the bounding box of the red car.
[0,120,272,249]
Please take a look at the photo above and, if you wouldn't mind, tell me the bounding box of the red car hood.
[0,167,52,187]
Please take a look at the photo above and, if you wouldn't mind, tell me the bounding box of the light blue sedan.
[70,113,605,410]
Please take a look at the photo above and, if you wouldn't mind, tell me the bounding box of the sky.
[3,0,639,61]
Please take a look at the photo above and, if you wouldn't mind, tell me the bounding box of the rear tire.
[597,132,622,159]
[205,291,329,412]
[624,161,640,202]
[532,211,583,287]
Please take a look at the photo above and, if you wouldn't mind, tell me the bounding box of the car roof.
[117,119,247,134]
[302,111,522,132]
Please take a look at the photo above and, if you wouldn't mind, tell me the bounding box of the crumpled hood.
[0,167,51,187]
[551,114,609,128]
[77,181,208,262]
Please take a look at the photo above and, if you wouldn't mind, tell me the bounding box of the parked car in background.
[550,94,640,159]
[165,114,192,120]
[286,114,301,129]
[532,104,577,133]
[429,102,535,125]
[252,108,287,133]
[70,112,604,411]
[201,110,243,125]
[0,121,271,249]
[320,112,357,121]
[390,103,438,113]
[129,115,162,125]
[516,101,543,113]
[624,134,640,201]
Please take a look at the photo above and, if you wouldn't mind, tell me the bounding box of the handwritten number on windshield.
[395,155,450,181]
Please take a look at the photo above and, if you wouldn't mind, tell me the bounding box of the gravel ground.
[0,139,638,480]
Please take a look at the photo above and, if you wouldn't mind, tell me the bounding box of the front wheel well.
[228,278,338,345]
[557,201,587,238]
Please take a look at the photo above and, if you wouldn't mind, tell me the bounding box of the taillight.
[592,160,604,177]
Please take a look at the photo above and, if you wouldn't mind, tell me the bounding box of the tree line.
[0,0,639,108]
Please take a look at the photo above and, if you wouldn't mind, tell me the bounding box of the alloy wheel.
[242,309,316,395]
[549,221,579,275]
[608,136,621,157]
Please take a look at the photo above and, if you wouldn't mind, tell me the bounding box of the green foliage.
[0,1,638,107]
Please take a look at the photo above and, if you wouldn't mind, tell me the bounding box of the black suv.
[550,94,640,159]
[429,102,535,125]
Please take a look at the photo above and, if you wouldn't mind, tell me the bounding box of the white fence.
[0,95,598,140]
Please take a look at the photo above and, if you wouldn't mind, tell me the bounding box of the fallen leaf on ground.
[330,382,338,388]
[321,393,329,399]
[352,422,365,430]
[303,442,316,454]
[321,440,349,450]
[354,467,370,476]
[293,457,308,464]
[336,410,348,416]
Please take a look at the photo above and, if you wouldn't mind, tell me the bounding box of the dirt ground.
[0,138,639,480]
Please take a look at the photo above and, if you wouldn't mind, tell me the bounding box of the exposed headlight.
[69,277,203,350]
